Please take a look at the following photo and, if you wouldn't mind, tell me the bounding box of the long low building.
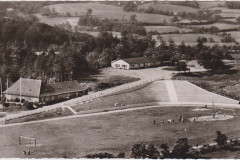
[111,57,161,70]
[3,78,88,104]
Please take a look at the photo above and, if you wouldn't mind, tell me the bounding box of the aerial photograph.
[0,0,240,158]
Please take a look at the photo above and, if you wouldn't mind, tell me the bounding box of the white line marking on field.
[165,80,178,102]
[65,106,77,115]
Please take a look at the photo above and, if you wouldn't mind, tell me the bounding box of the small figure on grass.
[205,105,207,108]
[213,114,215,119]
[28,150,31,155]
[179,115,182,122]
[153,120,156,125]
[23,151,27,155]
[204,120,206,125]
[193,118,196,123]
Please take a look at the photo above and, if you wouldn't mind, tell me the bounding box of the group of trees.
[169,1,199,8]
[225,1,240,9]
[83,131,229,159]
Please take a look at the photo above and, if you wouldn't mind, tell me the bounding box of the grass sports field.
[1,106,240,158]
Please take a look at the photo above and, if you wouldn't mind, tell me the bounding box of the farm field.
[144,26,192,33]
[36,13,79,26]
[198,2,225,9]
[225,31,240,43]
[77,31,121,38]
[210,7,240,14]
[45,3,173,24]
[154,33,222,43]
[1,106,240,158]
[138,3,199,13]
[189,23,240,30]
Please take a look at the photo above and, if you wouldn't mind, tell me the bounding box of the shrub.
[131,143,160,159]
[23,101,34,110]
[85,152,115,158]
[172,138,191,158]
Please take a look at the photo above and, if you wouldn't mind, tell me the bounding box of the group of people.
[23,150,31,155]
[153,115,185,125]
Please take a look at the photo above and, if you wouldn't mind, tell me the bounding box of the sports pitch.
[1,105,240,158]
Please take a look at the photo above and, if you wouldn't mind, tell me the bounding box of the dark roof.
[122,57,156,64]
[40,80,87,97]
[4,78,41,98]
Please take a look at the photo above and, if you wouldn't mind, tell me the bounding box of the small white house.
[111,57,161,70]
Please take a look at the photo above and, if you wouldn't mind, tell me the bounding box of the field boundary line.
[65,106,77,115]
[165,80,179,102]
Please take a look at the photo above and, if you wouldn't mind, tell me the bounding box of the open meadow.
[138,3,199,13]
[1,106,240,158]
[189,23,240,30]
[160,33,222,43]
[144,26,192,33]
[44,2,173,25]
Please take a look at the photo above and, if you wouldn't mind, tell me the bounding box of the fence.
[4,77,162,123]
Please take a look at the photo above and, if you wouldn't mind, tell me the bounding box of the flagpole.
[6,78,8,103]
[20,77,22,104]
[0,78,2,98]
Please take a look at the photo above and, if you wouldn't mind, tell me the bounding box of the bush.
[0,96,6,106]
[85,152,116,158]
[172,138,191,158]
[131,143,160,159]
[23,101,34,110]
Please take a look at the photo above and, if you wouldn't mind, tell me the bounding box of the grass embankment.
[1,106,240,158]
[173,65,240,102]
[6,107,73,124]
[72,81,169,112]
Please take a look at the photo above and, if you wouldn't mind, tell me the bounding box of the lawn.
[44,2,173,24]
[1,106,240,158]
[138,3,199,13]
[144,26,192,33]
[72,81,169,112]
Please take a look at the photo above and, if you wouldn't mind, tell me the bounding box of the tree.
[172,138,191,158]
[131,143,160,159]
[86,8,92,16]
[160,143,170,158]
[214,131,228,149]
[85,152,115,158]
[65,11,71,17]
[177,61,188,73]
[237,16,240,24]
[123,2,137,12]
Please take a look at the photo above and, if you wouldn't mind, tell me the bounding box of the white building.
[111,57,161,70]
